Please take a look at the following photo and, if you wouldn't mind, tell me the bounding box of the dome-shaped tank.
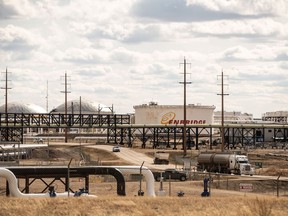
[0,102,46,113]
[50,100,112,114]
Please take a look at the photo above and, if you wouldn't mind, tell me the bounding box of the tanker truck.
[197,152,254,175]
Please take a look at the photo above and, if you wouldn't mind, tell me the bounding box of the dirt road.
[87,145,178,170]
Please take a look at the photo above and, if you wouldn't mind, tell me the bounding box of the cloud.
[74,67,111,78]
[50,0,133,22]
[276,52,288,61]
[190,18,287,38]
[110,47,143,63]
[131,0,264,22]
[0,0,287,117]
[69,2,287,44]
[280,62,288,69]
[54,48,108,64]
[71,21,164,43]
[219,46,259,61]
[0,25,41,51]
[218,44,288,62]
[121,24,164,43]
[0,0,37,19]
[187,0,288,17]
[0,0,20,19]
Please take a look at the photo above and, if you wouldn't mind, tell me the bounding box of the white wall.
[134,104,215,125]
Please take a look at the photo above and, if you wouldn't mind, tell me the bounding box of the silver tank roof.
[0,102,46,113]
[50,100,112,114]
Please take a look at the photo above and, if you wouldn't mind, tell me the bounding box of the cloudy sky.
[0,0,288,117]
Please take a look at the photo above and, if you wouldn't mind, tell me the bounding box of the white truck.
[197,152,254,175]
[154,151,169,165]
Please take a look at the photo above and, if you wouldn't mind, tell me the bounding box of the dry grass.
[0,196,287,216]
[2,176,287,216]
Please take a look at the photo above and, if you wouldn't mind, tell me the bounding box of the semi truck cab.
[233,155,254,176]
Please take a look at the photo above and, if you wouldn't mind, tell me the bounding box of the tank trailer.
[197,152,254,175]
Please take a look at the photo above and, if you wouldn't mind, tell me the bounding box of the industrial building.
[262,111,288,124]
[214,111,254,124]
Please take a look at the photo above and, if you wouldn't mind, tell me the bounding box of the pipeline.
[0,168,94,198]
[0,166,156,197]
[84,166,156,196]
[115,166,156,197]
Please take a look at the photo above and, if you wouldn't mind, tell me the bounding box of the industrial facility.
[1,98,288,149]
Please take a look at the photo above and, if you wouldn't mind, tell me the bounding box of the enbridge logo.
[161,112,176,124]
[161,112,206,125]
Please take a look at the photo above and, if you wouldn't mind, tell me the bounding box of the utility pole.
[46,80,49,112]
[79,96,82,155]
[179,58,191,156]
[108,104,114,114]
[1,67,12,125]
[1,68,12,113]
[217,70,229,151]
[61,72,71,143]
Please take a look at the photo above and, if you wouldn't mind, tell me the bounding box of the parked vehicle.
[153,169,187,181]
[154,151,169,164]
[33,137,43,144]
[112,146,120,152]
[197,152,254,175]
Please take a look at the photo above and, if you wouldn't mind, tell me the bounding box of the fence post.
[277,173,282,198]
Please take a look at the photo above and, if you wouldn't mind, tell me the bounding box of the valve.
[74,188,88,197]
[48,186,56,197]
[201,178,210,197]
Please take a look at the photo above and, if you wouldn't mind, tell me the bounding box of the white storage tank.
[133,102,215,125]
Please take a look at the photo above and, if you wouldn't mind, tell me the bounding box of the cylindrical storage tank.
[198,153,214,164]
[212,153,231,164]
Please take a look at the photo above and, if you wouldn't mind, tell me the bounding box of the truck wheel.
[180,176,186,181]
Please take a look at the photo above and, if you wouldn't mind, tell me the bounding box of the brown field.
[0,195,288,216]
[1,142,288,215]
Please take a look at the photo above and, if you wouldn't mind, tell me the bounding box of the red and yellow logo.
[161,112,176,124]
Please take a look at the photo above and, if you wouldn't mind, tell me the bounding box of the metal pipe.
[4,166,156,197]
[0,168,95,197]
[115,166,156,197]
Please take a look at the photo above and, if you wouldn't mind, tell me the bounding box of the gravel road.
[87,144,178,170]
